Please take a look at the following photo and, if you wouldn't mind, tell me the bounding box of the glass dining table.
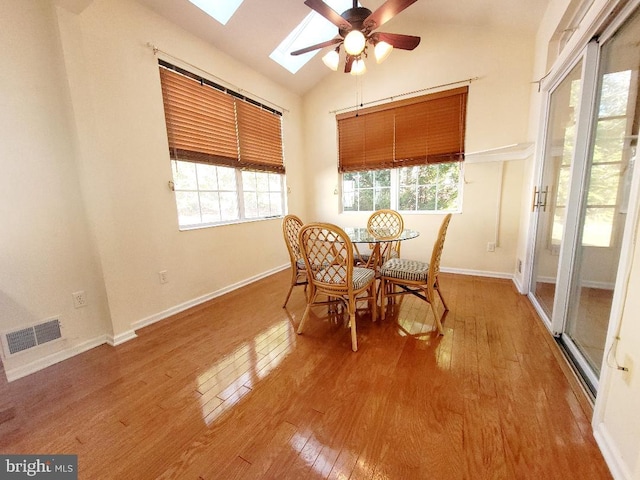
[343,227,420,270]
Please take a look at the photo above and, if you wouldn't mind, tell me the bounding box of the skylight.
[188,0,244,25]
[270,0,355,74]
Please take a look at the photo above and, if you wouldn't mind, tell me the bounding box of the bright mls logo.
[0,455,77,479]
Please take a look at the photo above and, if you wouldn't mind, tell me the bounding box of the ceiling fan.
[291,0,421,74]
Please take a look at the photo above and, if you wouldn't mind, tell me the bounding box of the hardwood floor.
[0,272,612,479]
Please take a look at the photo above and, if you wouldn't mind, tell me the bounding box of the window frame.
[341,162,464,214]
[172,160,286,230]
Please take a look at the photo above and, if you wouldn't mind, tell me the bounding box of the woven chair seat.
[315,266,376,289]
[381,258,430,283]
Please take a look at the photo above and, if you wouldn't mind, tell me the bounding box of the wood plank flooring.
[0,272,612,479]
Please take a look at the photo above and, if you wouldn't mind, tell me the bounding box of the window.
[342,163,462,213]
[337,86,467,213]
[158,61,285,229]
[172,161,284,228]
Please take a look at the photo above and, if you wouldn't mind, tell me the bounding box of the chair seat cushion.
[315,266,375,289]
[381,258,429,283]
[296,258,306,270]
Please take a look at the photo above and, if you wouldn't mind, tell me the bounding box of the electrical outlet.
[158,270,168,284]
[517,259,522,273]
[72,291,87,308]
[487,242,496,252]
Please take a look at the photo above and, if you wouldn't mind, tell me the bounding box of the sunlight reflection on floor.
[196,320,294,425]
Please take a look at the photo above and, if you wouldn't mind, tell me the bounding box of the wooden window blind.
[236,99,285,173]
[159,62,285,174]
[337,86,468,173]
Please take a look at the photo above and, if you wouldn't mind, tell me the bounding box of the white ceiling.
[135,0,550,95]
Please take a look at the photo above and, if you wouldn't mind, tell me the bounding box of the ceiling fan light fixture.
[322,48,340,71]
[374,40,393,64]
[350,57,367,76]
[344,30,366,56]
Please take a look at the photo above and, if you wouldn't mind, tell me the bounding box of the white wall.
[0,0,306,378]
[0,0,111,375]
[302,21,535,275]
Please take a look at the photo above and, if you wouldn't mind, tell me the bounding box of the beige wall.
[0,0,111,375]
[302,22,535,275]
[0,0,306,378]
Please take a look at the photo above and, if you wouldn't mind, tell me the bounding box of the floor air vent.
[3,318,62,356]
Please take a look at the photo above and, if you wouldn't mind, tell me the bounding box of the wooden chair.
[282,214,307,308]
[297,223,377,352]
[380,214,452,335]
[356,209,404,267]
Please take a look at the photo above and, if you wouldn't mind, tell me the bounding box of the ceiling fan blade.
[364,0,418,29]
[304,0,352,29]
[344,55,354,73]
[375,32,421,50]
[291,37,343,56]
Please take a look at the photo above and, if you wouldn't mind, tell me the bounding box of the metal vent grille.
[34,319,62,345]
[4,318,62,356]
[6,328,37,355]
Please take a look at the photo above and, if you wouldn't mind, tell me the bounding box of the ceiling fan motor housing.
[339,7,373,37]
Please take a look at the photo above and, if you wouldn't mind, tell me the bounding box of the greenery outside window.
[343,162,462,213]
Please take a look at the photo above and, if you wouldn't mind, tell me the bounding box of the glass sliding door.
[530,61,583,323]
[561,7,640,393]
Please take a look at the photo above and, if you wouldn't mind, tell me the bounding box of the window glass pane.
[582,207,614,247]
[438,182,459,210]
[343,173,357,211]
[417,185,436,210]
[257,192,271,217]
[594,118,627,163]
[270,192,283,216]
[255,172,269,191]
[556,167,571,206]
[219,192,239,221]
[173,161,197,190]
[175,191,200,226]
[200,192,222,223]
[599,70,631,117]
[359,171,374,188]
[243,171,257,190]
[217,166,237,189]
[359,189,374,211]
[196,163,219,190]
[552,206,565,244]
[588,164,620,206]
[374,187,391,210]
[269,173,282,191]
[399,186,416,210]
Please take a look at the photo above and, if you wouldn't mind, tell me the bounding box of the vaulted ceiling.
[93,0,551,95]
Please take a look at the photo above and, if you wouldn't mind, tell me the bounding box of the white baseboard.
[106,330,138,346]
[131,264,289,332]
[4,335,108,382]
[441,266,514,280]
[594,422,632,480]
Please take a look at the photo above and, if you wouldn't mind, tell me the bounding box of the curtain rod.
[329,77,480,114]
[147,43,289,114]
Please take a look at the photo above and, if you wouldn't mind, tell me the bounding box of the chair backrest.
[367,209,404,239]
[428,214,452,281]
[298,223,354,294]
[282,215,304,266]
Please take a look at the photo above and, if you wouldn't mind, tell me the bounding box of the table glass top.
[343,227,420,243]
